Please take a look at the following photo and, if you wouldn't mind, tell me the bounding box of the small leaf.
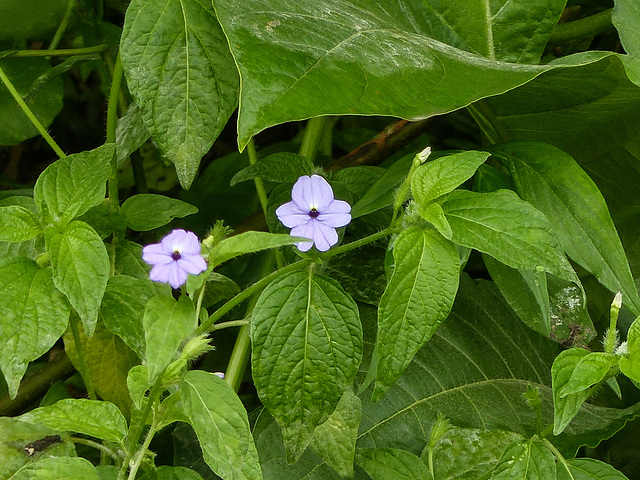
[0,258,70,398]
[33,144,114,226]
[559,352,617,398]
[144,295,196,384]
[127,364,149,410]
[418,202,452,240]
[0,206,41,242]
[552,348,591,435]
[181,370,263,480]
[309,389,362,478]
[490,439,556,479]
[9,457,98,480]
[251,270,362,462]
[45,221,110,336]
[411,150,489,205]
[557,458,630,480]
[231,152,314,185]
[121,0,239,188]
[619,316,640,383]
[121,194,198,231]
[356,448,429,480]
[374,226,460,400]
[19,398,127,444]
[442,189,573,281]
[209,231,309,268]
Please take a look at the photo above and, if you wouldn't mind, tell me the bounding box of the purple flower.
[276,175,351,252]
[142,229,207,289]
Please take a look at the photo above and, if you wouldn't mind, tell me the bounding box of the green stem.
[68,316,96,400]
[69,436,121,462]
[127,405,158,480]
[1,44,109,58]
[321,228,393,259]
[211,319,250,332]
[548,8,613,45]
[299,116,328,163]
[0,64,66,158]
[196,260,308,335]
[48,0,76,50]
[544,438,576,480]
[466,99,510,145]
[225,325,252,393]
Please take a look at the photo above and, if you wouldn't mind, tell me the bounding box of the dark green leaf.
[374,226,460,400]
[115,102,150,166]
[121,0,239,188]
[121,194,198,231]
[251,270,362,462]
[356,448,428,480]
[231,152,314,186]
[557,458,630,480]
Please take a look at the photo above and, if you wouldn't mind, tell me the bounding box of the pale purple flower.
[142,229,207,289]
[276,175,351,252]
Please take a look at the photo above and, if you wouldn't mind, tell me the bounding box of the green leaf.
[115,102,150,166]
[144,295,196,384]
[230,152,314,186]
[251,270,362,462]
[121,0,239,188]
[619,316,640,383]
[101,275,157,359]
[441,189,572,281]
[309,389,361,478]
[355,448,428,480]
[374,226,460,400]
[411,150,489,205]
[121,194,198,232]
[196,272,241,309]
[0,0,67,41]
[209,231,309,268]
[557,458,630,480]
[613,0,640,58]
[0,206,41,242]
[181,370,262,480]
[45,221,110,336]
[552,348,591,435]
[140,466,205,480]
[115,239,159,284]
[490,439,556,479]
[19,398,127,444]
[63,320,139,417]
[9,457,98,480]
[490,141,640,315]
[0,58,63,145]
[559,352,618,398]
[0,258,70,398]
[418,202,452,240]
[473,163,515,193]
[33,144,114,226]
[127,364,149,410]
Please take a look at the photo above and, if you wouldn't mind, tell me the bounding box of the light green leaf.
[552,348,591,435]
[557,458,630,480]
[121,194,198,232]
[619,316,640,383]
[33,144,114,226]
[490,141,640,315]
[418,202,452,240]
[63,320,139,417]
[490,439,556,479]
[101,275,157,359]
[157,391,190,430]
[411,150,489,205]
[121,0,239,188]
[209,231,309,268]
[45,221,110,336]
[19,398,127,445]
[9,457,98,480]
[374,226,459,400]
[144,295,196,384]
[231,152,314,186]
[356,448,428,480]
[613,0,640,58]
[0,58,63,145]
[251,270,362,462]
[0,206,41,242]
[127,364,149,410]
[309,389,361,478]
[0,258,70,398]
[181,370,262,480]
[115,102,150,166]
[559,352,618,398]
[442,189,573,281]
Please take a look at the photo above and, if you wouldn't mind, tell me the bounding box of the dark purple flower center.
[308,208,319,218]
[171,250,182,261]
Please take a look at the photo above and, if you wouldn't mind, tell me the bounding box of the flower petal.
[160,229,201,255]
[319,199,351,227]
[149,263,172,284]
[276,201,310,228]
[313,222,339,251]
[292,175,334,211]
[142,244,173,266]
[179,254,208,275]
[167,262,189,289]
[290,224,315,252]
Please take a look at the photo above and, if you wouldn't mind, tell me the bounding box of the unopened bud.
[613,291,623,310]
[414,146,432,167]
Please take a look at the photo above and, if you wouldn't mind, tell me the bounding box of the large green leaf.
[121,0,239,188]
[9,457,98,480]
[557,458,630,480]
[355,448,428,480]
[181,370,262,480]
[33,144,114,227]
[374,226,460,400]
[45,221,110,336]
[0,205,41,242]
[441,189,573,281]
[490,142,640,315]
[0,258,70,398]
[0,58,63,146]
[251,270,362,462]
[18,398,127,445]
[121,194,198,232]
